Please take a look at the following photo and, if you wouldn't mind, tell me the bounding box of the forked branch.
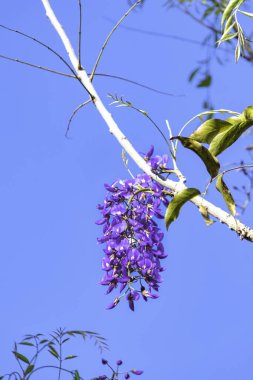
[40,0,253,242]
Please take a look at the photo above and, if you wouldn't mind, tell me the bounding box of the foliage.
[1,329,142,380]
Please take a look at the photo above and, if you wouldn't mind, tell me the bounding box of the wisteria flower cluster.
[92,358,143,379]
[96,146,170,311]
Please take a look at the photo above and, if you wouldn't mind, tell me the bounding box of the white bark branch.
[40,0,253,243]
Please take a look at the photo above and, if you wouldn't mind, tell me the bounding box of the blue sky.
[1,1,253,379]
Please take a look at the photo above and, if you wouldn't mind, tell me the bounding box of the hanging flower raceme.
[96,146,170,311]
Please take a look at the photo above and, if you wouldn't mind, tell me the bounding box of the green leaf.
[18,342,34,347]
[199,205,215,226]
[164,188,200,229]
[24,365,34,376]
[203,6,215,18]
[243,106,253,120]
[197,74,212,88]
[48,346,59,359]
[235,43,241,62]
[216,174,236,215]
[220,32,238,43]
[222,0,245,25]
[209,118,253,156]
[173,137,220,178]
[238,9,253,18]
[189,119,233,144]
[65,355,78,360]
[122,149,128,169]
[188,67,200,82]
[73,370,81,380]
[13,352,30,364]
[220,21,236,42]
[224,14,235,32]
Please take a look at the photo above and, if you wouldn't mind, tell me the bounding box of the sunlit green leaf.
[243,106,253,120]
[222,0,245,25]
[238,9,253,18]
[209,117,253,156]
[199,205,215,226]
[165,188,200,229]
[235,43,241,62]
[173,137,220,178]
[189,119,233,144]
[216,174,236,215]
[220,32,238,42]
[220,21,236,42]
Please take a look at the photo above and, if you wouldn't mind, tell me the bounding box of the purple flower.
[127,290,140,311]
[96,146,170,310]
[117,360,123,366]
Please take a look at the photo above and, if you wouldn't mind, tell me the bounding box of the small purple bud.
[104,183,117,192]
[106,298,120,310]
[95,218,108,225]
[117,360,123,366]
[145,145,154,159]
[131,370,144,375]
[125,374,130,379]
[101,359,108,365]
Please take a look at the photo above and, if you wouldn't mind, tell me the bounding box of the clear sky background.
[1,1,253,379]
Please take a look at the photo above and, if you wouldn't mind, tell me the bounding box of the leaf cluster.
[1,329,108,380]
[165,106,253,229]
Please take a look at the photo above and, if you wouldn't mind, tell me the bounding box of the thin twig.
[0,23,92,95]
[166,120,186,182]
[90,0,142,81]
[0,24,76,77]
[28,365,85,379]
[204,164,253,195]
[180,4,219,34]
[89,72,181,96]
[78,0,82,69]
[0,50,178,93]
[0,54,76,78]
[104,17,232,53]
[65,99,92,138]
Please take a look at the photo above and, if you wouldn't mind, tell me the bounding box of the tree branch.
[40,0,253,243]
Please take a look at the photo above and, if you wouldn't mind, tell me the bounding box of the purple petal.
[131,370,144,375]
